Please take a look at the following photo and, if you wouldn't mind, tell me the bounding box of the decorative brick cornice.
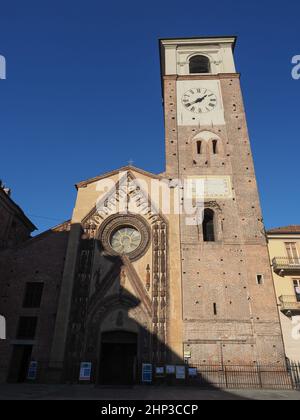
[163,73,240,81]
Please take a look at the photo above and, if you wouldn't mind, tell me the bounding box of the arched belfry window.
[196,141,202,155]
[212,139,218,154]
[203,209,215,242]
[189,55,210,74]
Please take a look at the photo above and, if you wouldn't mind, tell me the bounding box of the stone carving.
[145,264,150,292]
[82,171,162,230]
[204,200,222,212]
[152,220,168,364]
[94,267,101,291]
[120,268,126,288]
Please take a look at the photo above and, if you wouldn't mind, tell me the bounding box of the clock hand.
[198,95,207,103]
[186,95,208,107]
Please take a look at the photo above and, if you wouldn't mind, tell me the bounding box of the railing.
[187,364,294,390]
[279,295,300,313]
[288,361,300,389]
[24,361,300,390]
[272,257,300,274]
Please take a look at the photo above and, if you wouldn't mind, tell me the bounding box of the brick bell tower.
[159,37,286,367]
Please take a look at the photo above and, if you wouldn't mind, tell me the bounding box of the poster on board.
[27,361,38,380]
[166,365,175,374]
[176,365,186,379]
[79,362,92,381]
[142,363,152,383]
[188,368,197,377]
[155,367,165,377]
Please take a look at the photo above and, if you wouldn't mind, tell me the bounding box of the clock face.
[182,88,217,113]
[110,226,142,254]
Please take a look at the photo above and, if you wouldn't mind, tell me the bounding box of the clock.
[182,88,217,113]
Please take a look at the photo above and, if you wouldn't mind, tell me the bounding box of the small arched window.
[203,209,215,242]
[196,141,202,155]
[189,55,210,74]
[212,139,218,154]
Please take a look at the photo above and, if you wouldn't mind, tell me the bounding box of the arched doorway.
[98,331,138,385]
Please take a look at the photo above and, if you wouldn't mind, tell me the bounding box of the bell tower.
[159,37,287,367]
[160,36,237,176]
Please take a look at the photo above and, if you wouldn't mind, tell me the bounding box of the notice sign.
[142,363,152,383]
[166,365,175,374]
[176,365,186,380]
[188,368,197,377]
[184,350,191,359]
[155,367,165,377]
[79,362,92,381]
[27,361,38,380]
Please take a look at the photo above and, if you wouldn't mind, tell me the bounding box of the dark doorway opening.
[99,331,137,385]
[7,345,32,383]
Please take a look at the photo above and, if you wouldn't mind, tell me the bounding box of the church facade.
[0,37,288,385]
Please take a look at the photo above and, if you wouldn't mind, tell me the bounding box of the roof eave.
[75,165,163,189]
[159,35,237,51]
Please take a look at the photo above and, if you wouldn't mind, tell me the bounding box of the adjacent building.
[0,182,36,250]
[267,226,300,363]
[0,184,37,380]
[0,221,70,383]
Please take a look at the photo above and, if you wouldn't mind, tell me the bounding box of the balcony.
[279,295,300,315]
[272,257,300,276]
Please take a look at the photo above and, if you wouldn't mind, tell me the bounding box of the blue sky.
[0,0,299,233]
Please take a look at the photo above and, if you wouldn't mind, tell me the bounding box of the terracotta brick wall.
[163,74,286,366]
[0,225,69,382]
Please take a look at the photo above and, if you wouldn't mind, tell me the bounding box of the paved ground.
[0,384,299,400]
